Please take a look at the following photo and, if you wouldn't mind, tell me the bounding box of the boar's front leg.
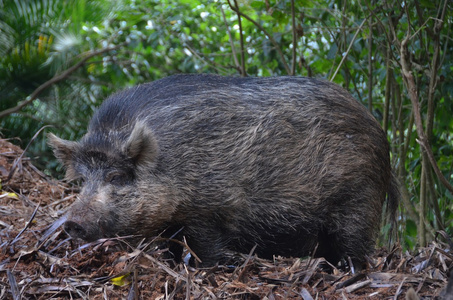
[184,225,229,267]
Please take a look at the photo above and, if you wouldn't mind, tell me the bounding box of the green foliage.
[0,0,452,250]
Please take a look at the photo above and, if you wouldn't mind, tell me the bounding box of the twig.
[184,43,230,74]
[400,32,453,195]
[143,252,187,282]
[7,270,20,300]
[36,214,68,250]
[5,125,53,183]
[300,288,314,300]
[343,279,372,293]
[367,16,373,113]
[393,276,406,300]
[0,43,127,119]
[336,273,366,289]
[290,0,296,75]
[232,0,246,76]
[220,4,240,70]
[227,0,291,74]
[236,244,257,282]
[151,236,202,264]
[330,17,368,81]
[10,201,41,246]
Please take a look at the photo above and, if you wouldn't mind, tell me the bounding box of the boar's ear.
[47,133,79,180]
[47,133,78,162]
[125,122,159,166]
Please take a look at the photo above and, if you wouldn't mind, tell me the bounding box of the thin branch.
[400,33,453,195]
[233,0,247,76]
[5,125,53,183]
[330,17,368,81]
[0,43,127,119]
[369,1,402,66]
[290,0,296,75]
[227,0,291,74]
[367,16,373,113]
[184,43,231,74]
[10,201,41,246]
[383,46,392,133]
[220,4,240,70]
[426,2,448,140]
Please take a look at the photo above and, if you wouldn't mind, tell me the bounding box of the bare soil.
[0,138,451,299]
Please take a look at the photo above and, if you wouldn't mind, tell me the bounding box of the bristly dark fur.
[49,74,399,267]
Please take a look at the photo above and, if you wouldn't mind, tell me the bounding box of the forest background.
[0,0,452,253]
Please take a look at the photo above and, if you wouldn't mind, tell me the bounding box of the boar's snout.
[64,220,89,241]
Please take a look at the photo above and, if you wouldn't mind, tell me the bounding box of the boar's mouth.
[63,216,117,242]
[64,220,91,241]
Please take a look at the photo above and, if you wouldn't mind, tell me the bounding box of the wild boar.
[49,74,398,267]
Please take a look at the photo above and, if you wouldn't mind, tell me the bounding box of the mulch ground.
[0,137,452,299]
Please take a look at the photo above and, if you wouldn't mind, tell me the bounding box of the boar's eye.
[106,172,129,186]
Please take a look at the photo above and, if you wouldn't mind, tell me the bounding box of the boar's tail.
[386,171,400,241]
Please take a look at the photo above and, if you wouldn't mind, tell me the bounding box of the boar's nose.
[64,221,88,240]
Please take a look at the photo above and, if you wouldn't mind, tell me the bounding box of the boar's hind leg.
[317,225,374,270]
[317,195,381,270]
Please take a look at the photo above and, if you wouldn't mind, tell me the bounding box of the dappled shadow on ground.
[0,138,451,299]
